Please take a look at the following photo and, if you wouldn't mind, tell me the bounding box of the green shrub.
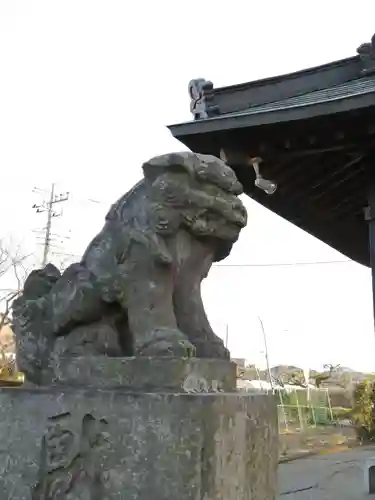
[331,406,352,421]
[351,380,375,441]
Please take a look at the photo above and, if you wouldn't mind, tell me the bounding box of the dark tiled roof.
[223,76,375,118]
[168,51,375,266]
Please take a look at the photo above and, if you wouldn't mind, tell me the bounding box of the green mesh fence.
[277,388,334,432]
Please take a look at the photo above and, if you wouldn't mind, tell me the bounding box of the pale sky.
[1,1,375,372]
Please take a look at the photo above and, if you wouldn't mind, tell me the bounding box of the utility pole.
[258,316,273,390]
[225,324,229,348]
[33,183,69,266]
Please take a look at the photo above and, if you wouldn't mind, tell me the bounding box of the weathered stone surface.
[12,152,247,384]
[44,356,237,392]
[0,387,278,499]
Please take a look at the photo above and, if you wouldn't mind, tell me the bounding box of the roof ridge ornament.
[188,79,219,120]
[357,34,375,75]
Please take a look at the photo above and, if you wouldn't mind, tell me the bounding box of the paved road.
[278,447,375,499]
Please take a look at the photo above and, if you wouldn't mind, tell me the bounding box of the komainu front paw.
[135,327,196,358]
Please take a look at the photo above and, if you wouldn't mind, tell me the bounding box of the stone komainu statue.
[12,153,247,384]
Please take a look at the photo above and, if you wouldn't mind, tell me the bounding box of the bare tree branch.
[0,247,8,273]
[0,238,31,335]
[0,243,12,279]
[0,240,29,281]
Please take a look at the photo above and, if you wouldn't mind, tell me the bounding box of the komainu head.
[143,152,247,261]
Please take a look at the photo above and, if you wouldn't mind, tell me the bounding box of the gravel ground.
[279,425,356,461]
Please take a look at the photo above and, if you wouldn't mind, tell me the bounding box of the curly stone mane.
[100,153,246,264]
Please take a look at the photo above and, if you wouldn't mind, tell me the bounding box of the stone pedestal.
[0,358,278,499]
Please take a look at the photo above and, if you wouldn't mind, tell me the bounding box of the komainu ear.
[142,152,200,183]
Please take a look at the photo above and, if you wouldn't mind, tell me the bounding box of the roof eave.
[168,91,375,138]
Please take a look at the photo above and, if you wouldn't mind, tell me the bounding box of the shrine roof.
[168,34,375,267]
[171,73,375,136]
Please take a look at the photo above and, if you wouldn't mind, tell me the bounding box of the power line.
[50,251,79,257]
[214,259,353,268]
[30,188,357,271]
[32,183,70,266]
